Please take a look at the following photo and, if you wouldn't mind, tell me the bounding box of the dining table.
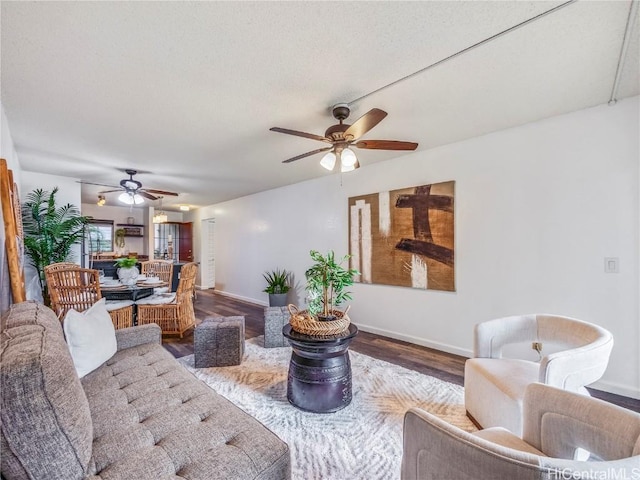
[100,279,170,324]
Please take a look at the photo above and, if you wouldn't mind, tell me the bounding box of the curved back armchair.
[44,263,133,329]
[137,262,198,337]
[464,314,613,435]
[402,383,640,480]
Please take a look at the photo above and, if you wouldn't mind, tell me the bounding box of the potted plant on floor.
[114,257,139,285]
[263,268,291,307]
[22,187,91,304]
[288,250,359,336]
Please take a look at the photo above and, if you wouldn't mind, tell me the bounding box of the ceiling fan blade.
[143,188,179,196]
[78,181,120,189]
[343,108,387,141]
[354,140,418,151]
[99,189,123,194]
[270,127,332,144]
[139,191,158,201]
[283,146,333,164]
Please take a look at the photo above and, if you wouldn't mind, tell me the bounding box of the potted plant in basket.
[263,268,291,307]
[305,250,359,321]
[114,257,139,285]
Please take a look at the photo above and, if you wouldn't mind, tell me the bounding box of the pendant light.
[153,196,168,223]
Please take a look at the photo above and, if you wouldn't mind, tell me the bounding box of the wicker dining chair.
[140,260,174,292]
[136,262,198,337]
[44,264,133,329]
[43,262,78,271]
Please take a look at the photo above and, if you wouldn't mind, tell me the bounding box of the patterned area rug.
[178,337,476,480]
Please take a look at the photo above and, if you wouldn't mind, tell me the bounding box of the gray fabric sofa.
[1,301,290,480]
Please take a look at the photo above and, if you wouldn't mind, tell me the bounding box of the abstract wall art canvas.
[348,181,455,292]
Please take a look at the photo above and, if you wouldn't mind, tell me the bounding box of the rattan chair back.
[176,262,197,297]
[137,262,198,337]
[44,263,133,329]
[43,262,77,273]
[141,260,174,288]
[44,265,101,319]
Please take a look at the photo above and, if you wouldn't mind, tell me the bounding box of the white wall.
[1,103,20,182]
[22,171,82,216]
[0,103,22,311]
[82,203,148,256]
[187,97,640,399]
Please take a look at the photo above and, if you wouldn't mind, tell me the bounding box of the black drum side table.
[282,323,358,413]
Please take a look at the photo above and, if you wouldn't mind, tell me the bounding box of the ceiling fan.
[270,104,418,171]
[79,169,179,204]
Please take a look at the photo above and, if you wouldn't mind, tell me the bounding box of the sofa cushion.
[464,358,539,435]
[82,342,290,479]
[1,301,93,480]
[64,298,118,378]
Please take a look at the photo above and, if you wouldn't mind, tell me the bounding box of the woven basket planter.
[288,304,351,336]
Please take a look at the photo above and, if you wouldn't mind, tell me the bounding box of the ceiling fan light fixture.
[118,191,145,205]
[341,162,356,173]
[320,151,337,171]
[97,195,106,206]
[341,148,357,167]
[118,192,133,204]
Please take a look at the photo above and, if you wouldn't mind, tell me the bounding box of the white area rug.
[178,337,476,480]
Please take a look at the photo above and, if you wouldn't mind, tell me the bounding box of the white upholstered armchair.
[464,314,613,435]
[402,383,640,480]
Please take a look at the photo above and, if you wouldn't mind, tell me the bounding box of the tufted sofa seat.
[1,301,290,480]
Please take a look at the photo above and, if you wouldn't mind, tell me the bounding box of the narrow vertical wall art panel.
[348,181,454,292]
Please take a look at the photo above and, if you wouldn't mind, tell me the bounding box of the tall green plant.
[305,250,359,318]
[22,187,91,300]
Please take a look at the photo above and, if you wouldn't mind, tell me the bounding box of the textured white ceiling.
[1,1,638,209]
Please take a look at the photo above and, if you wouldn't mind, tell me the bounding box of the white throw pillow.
[64,298,117,378]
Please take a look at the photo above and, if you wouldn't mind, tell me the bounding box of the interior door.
[178,222,193,262]
[204,219,215,288]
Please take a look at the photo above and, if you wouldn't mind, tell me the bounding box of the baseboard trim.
[355,323,473,358]
[194,295,640,400]
[214,289,268,307]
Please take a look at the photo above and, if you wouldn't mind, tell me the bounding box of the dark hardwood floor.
[163,289,640,413]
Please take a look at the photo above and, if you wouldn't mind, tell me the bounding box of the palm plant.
[22,187,91,302]
[305,250,359,319]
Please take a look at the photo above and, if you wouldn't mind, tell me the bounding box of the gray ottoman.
[264,306,290,348]
[194,316,245,367]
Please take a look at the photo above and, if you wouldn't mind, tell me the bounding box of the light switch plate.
[604,257,619,273]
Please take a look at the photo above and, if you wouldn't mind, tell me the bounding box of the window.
[154,223,179,261]
[87,220,114,253]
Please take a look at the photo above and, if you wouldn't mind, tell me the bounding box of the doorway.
[153,222,193,262]
[201,218,215,289]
